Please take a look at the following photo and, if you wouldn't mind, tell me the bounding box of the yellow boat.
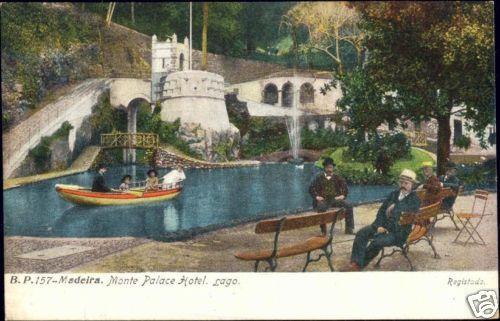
[55,184,182,206]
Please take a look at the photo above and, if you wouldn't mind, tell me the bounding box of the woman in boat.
[119,175,132,191]
[145,169,159,191]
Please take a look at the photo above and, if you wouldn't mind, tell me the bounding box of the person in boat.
[161,165,186,189]
[349,169,421,271]
[417,161,442,206]
[145,169,160,191]
[438,161,462,210]
[308,157,355,235]
[119,175,132,191]
[91,164,112,193]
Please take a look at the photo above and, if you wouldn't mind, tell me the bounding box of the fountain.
[286,88,303,165]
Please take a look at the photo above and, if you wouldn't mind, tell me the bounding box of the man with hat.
[417,161,442,206]
[349,169,421,271]
[91,164,112,192]
[438,161,461,210]
[309,157,355,234]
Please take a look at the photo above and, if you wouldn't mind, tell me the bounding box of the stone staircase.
[69,146,102,171]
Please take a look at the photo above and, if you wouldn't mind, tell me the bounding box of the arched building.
[225,70,342,115]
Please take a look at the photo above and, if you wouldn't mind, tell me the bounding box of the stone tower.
[151,34,190,104]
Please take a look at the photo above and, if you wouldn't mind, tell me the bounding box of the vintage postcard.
[2,2,498,320]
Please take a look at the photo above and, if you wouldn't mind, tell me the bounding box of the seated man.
[91,164,112,192]
[349,169,421,271]
[418,161,442,206]
[438,161,461,210]
[309,157,355,234]
[161,165,186,189]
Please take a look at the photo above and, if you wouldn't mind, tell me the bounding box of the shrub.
[454,136,472,149]
[301,127,348,150]
[343,132,411,175]
[240,118,290,158]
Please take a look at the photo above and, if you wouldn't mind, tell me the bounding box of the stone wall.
[191,50,291,85]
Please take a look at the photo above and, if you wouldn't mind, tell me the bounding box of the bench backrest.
[416,202,442,221]
[255,208,342,234]
[399,202,441,226]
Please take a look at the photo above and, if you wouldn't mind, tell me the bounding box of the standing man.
[162,165,186,189]
[92,164,112,192]
[309,157,355,234]
[438,161,461,210]
[349,169,421,271]
[418,161,442,206]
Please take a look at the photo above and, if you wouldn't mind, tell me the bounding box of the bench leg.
[448,210,460,231]
[374,248,384,268]
[254,260,260,272]
[265,258,277,272]
[324,245,335,272]
[402,246,415,271]
[302,252,311,272]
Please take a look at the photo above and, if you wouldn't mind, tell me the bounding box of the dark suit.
[351,189,421,267]
[91,173,111,192]
[309,172,354,231]
[438,175,461,209]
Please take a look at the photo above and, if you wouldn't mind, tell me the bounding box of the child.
[145,169,159,191]
[119,175,132,191]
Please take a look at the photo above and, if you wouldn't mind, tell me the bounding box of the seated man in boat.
[349,169,421,271]
[161,165,186,189]
[309,157,355,234]
[91,164,112,193]
[438,161,462,210]
[145,169,160,191]
[417,161,442,206]
[119,175,132,191]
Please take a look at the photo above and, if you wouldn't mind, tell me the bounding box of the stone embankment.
[154,146,259,169]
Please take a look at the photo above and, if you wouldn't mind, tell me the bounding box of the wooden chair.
[374,202,442,271]
[453,190,491,245]
[234,208,344,272]
[434,186,464,230]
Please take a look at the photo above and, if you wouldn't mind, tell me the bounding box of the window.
[300,83,314,104]
[262,83,278,105]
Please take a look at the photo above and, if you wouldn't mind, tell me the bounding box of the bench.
[374,202,442,271]
[434,185,464,230]
[234,208,345,272]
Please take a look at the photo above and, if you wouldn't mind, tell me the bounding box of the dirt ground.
[4,193,498,273]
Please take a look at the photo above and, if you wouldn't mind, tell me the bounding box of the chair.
[453,190,491,245]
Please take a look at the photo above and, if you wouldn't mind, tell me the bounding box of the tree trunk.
[436,115,451,176]
[131,2,135,24]
[202,2,209,70]
[335,29,343,75]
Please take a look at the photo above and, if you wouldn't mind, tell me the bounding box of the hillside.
[1,3,151,131]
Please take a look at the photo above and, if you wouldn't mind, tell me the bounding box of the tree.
[130,2,135,24]
[201,2,208,70]
[283,1,364,75]
[105,2,116,27]
[335,2,494,175]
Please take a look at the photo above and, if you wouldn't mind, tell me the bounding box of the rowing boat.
[55,184,182,206]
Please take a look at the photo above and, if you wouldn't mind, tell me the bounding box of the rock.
[72,116,93,161]
[177,122,240,161]
[50,137,71,170]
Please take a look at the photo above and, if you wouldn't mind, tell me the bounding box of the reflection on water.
[4,163,396,239]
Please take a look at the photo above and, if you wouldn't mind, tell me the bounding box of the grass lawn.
[314,147,435,177]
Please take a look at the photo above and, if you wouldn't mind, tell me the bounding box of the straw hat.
[400,169,417,183]
[421,161,434,168]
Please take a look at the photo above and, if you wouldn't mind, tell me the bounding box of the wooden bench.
[234,208,344,272]
[434,185,464,230]
[374,202,442,271]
